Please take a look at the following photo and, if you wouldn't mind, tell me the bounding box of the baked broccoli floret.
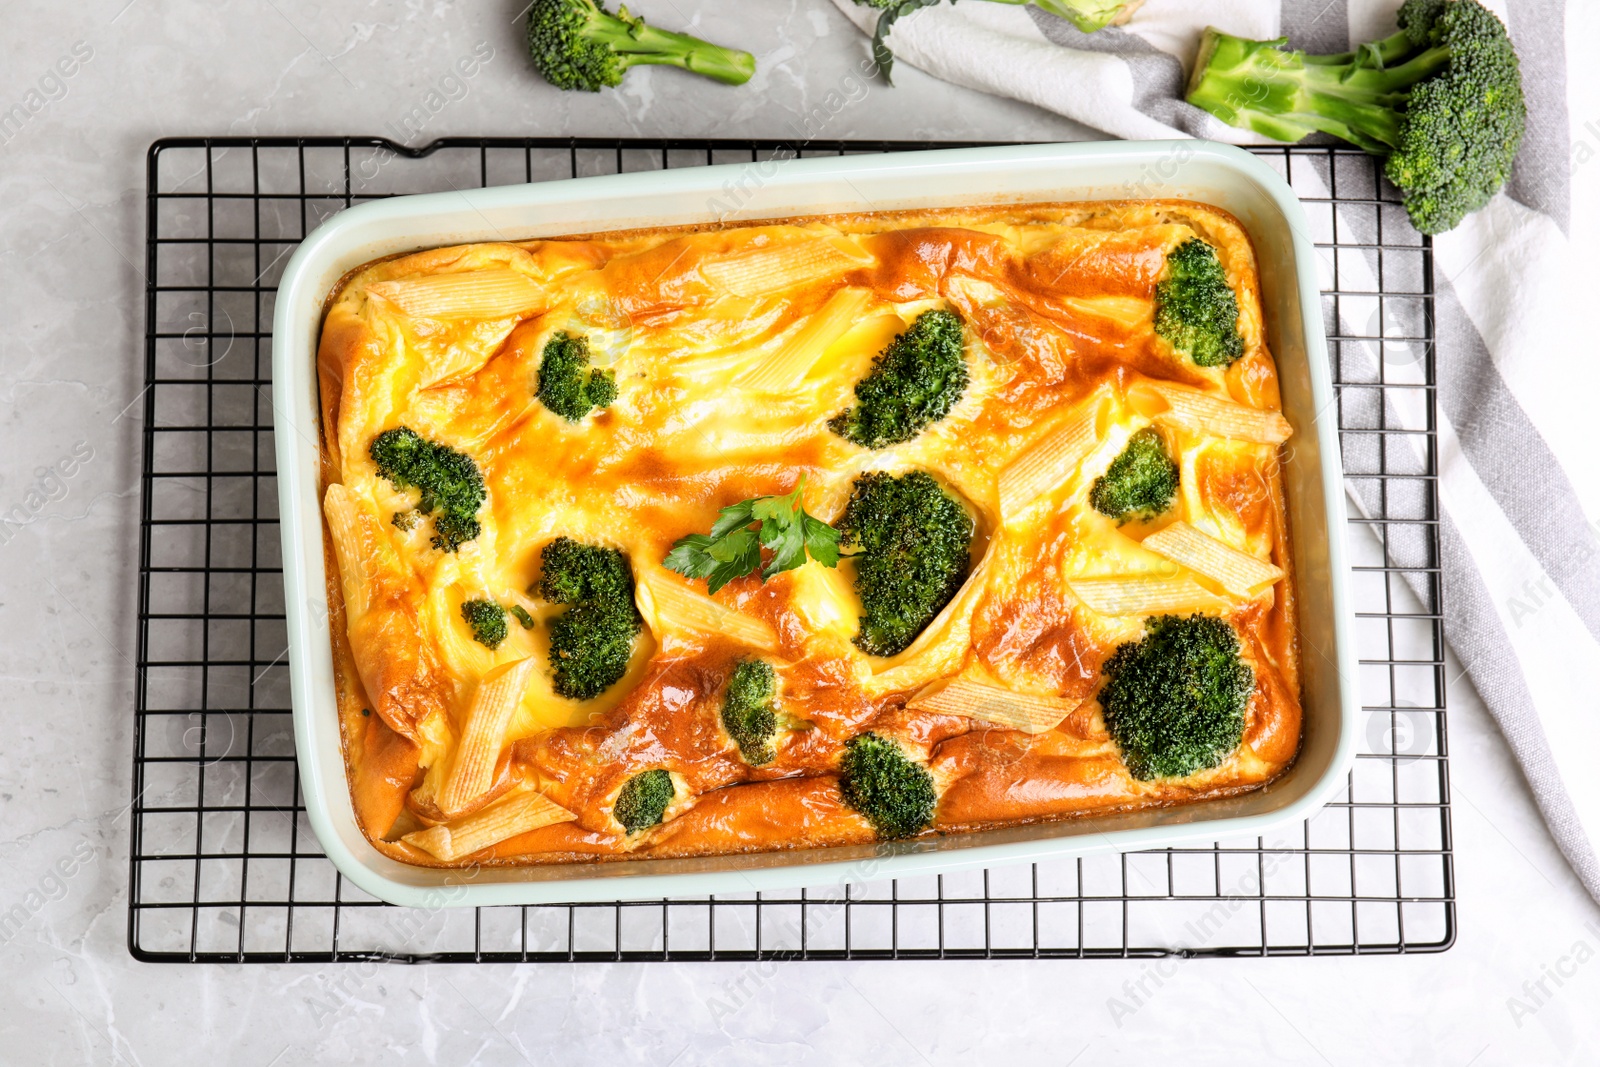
[536,331,617,422]
[829,309,969,450]
[1099,615,1255,780]
[1186,0,1525,234]
[721,659,778,765]
[1090,427,1180,524]
[854,0,1142,82]
[369,426,485,552]
[834,471,973,657]
[839,732,936,840]
[460,599,508,650]
[1153,238,1243,368]
[509,604,536,630]
[527,0,755,93]
[613,768,675,832]
[535,537,643,700]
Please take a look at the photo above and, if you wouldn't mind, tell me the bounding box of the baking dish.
[273,141,1355,908]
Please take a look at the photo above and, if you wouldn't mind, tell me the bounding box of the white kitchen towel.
[832,0,1599,898]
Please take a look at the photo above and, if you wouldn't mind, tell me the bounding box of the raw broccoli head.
[526,0,756,93]
[1099,614,1255,781]
[1089,427,1179,524]
[1384,0,1526,233]
[460,599,508,650]
[613,768,675,832]
[828,309,969,450]
[1153,238,1243,368]
[721,659,778,765]
[1185,0,1525,234]
[536,331,617,422]
[835,471,974,657]
[536,537,642,700]
[368,426,485,552]
[839,732,937,840]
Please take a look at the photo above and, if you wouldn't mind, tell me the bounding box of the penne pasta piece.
[403,784,575,862]
[997,392,1108,521]
[738,287,874,391]
[367,269,544,320]
[323,483,394,619]
[1134,381,1292,445]
[908,677,1076,735]
[436,656,538,816]
[641,571,779,652]
[1069,575,1232,616]
[700,238,874,297]
[1056,294,1154,329]
[1141,520,1285,598]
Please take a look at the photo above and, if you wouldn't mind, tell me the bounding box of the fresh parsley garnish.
[662,478,840,594]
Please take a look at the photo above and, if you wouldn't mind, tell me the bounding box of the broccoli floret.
[460,599,509,649]
[1090,428,1180,524]
[854,0,1140,82]
[1186,0,1525,234]
[509,604,536,630]
[829,309,969,450]
[839,733,936,839]
[1099,615,1255,780]
[369,427,485,552]
[536,332,617,422]
[1153,239,1244,368]
[613,768,675,832]
[721,660,778,765]
[527,0,755,92]
[834,471,973,657]
[535,537,643,700]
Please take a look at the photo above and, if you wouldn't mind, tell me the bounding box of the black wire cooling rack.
[130,136,1453,963]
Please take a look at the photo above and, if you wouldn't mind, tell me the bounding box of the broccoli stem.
[981,0,1138,33]
[1186,28,1450,151]
[1303,28,1414,70]
[584,12,755,85]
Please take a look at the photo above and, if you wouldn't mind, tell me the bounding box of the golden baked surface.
[315,200,1301,867]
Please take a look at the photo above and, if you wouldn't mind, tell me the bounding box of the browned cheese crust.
[314,201,1302,868]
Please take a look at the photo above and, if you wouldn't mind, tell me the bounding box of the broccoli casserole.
[315,200,1300,867]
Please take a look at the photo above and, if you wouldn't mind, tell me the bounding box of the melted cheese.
[317,200,1302,867]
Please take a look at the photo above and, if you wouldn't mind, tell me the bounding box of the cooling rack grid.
[130,137,1451,962]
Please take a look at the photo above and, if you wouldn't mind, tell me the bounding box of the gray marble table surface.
[1,2,1596,1063]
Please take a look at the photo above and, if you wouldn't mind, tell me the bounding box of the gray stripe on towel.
[1504,0,1571,231]
[1435,273,1600,643]
[1442,515,1600,899]
[1026,10,1215,136]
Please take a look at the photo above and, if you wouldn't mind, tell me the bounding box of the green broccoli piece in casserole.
[368,426,485,552]
[828,309,969,450]
[834,471,974,658]
[839,732,937,840]
[721,659,778,765]
[536,537,643,700]
[536,331,617,422]
[613,768,676,832]
[1098,614,1255,780]
[460,599,509,650]
[1089,427,1180,524]
[1153,238,1244,368]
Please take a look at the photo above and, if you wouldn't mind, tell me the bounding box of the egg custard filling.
[315,200,1301,866]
